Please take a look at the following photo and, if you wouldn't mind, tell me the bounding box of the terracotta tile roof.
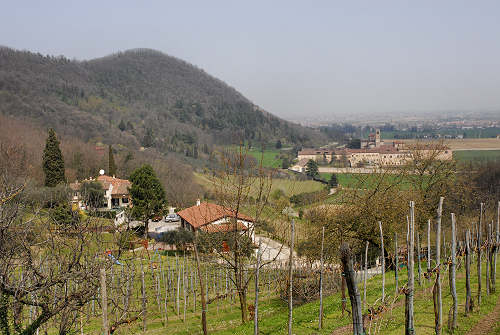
[295,158,309,167]
[97,175,131,195]
[69,182,81,191]
[346,145,399,154]
[177,202,254,229]
[200,222,248,233]
[298,148,333,155]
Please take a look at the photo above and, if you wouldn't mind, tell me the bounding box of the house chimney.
[196,199,201,206]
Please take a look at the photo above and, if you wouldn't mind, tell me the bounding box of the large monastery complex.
[294,129,452,170]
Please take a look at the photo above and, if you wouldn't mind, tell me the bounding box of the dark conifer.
[42,128,66,187]
[108,145,117,177]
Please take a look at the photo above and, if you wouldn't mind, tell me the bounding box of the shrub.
[289,189,328,206]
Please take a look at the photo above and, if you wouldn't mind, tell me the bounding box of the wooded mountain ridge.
[0,46,324,153]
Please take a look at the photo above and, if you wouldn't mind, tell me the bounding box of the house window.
[111,198,119,207]
[122,197,129,204]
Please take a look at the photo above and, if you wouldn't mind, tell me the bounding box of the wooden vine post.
[254,241,262,335]
[319,226,325,329]
[379,221,385,303]
[416,232,422,286]
[465,229,473,315]
[478,202,483,307]
[449,213,457,331]
[340,243,364,335]
[288,219,295,335]
[487,223,491,296]
[193,233,208,335]
[394,233,399,295]
[405,201,415,335]
[433,196,444,335]
[494,201,500,293]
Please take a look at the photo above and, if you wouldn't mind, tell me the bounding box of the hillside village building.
[70,174,132,210]
[178,200,255,241]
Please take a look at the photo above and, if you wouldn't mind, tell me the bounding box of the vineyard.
[7,200,498,335]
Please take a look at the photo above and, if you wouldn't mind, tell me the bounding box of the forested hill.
[0,47,324,152]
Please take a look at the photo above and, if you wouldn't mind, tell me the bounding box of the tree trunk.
[0,292,10,335]
[288,219,295,335]
[449,213,457,332]
[363,241,369,309]
[465,229,472,314]
[405,201,415,335]
[341,275,347,315]
[478,202,483,307]
[340,243,364,335]
[238,290,248,324]
[141,263,147,332]
[427,219,431,282]
[379,221,385,303]
[100,268,108,335]
[319,226,325,329]
[434,197,444,335]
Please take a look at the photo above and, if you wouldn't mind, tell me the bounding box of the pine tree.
[305,159,319,178]
[328,173,338,188]
[142,127,154,148]
[108,145,117,177]
[129,165,166,238]
[118,119,126,131]
[42,128,66,187]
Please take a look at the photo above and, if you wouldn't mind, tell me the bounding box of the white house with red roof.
[177,200,255,241]
[69,173,132,210]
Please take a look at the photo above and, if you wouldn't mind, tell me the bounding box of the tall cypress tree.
[108,145,117,177]
[42,128,66,187]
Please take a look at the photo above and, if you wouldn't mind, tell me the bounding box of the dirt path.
[467,294,500,335]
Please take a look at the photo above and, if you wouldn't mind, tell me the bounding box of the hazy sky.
[2,1,500,120]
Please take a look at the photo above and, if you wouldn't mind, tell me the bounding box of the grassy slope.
[246,148,283,168]
[194,172,324,197]
[319,172,413,190]
[453,150,500,162]
[214,259,500,335]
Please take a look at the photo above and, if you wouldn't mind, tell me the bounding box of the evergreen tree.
[72,151,85,181]
[129,165,166,238]
[108,145,117,177]
[81,180,105,209]
[281,157,291,169]
[142,127,154,147]
[118,119,126,131]
[305,159,319,178]
[42,128,66,187]
[193,144,199,159]
[328,173,338,188]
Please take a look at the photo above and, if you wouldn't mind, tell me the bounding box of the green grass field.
[453,150,500,162]
[319,172,412,190]
[246,148,283,168]
[194,172,324,197]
